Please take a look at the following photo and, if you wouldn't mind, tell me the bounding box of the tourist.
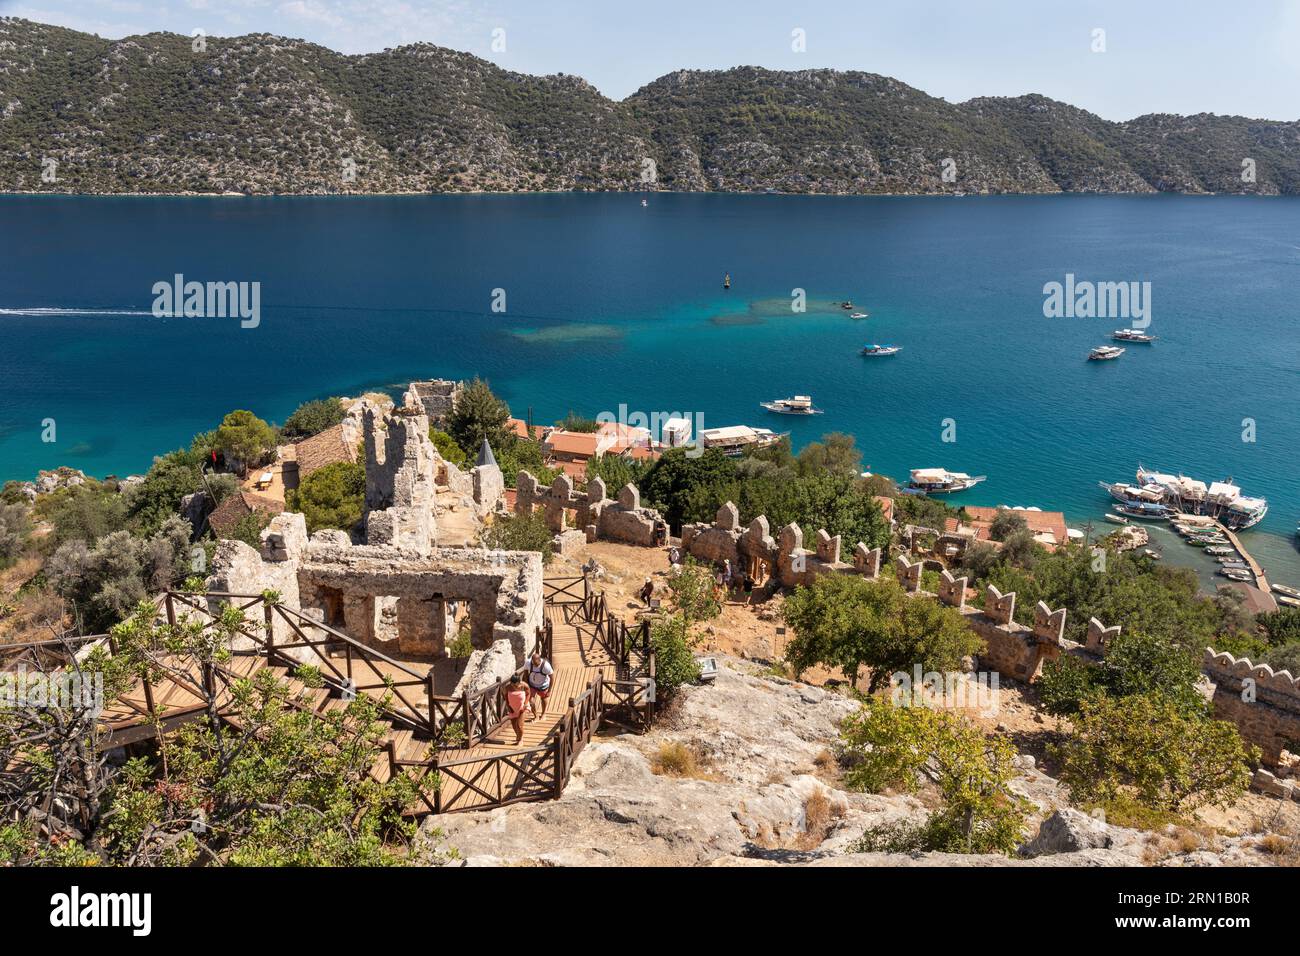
[668,545,681,567]
[653,520,668,546]
[639,576,655,606]
[526,651,554,719]
[503,675,529,745]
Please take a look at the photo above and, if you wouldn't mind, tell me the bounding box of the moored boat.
[1088,345,1126,360]
[1103,513,1129,525]
[1112,329,1157,343]
[760,395,823,415]
[1100,466,1268,530]
[1272,583,1300,600]
[908,468,987,494]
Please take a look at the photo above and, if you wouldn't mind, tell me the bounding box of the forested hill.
[2,18,1296,195]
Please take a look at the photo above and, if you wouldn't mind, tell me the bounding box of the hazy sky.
[4,0,1298,119]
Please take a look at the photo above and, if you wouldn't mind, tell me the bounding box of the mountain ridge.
[2,17,1296,195]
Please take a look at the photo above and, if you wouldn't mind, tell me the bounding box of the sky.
[3,0,1299,120]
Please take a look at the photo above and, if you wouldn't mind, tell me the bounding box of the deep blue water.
[2,193,1298,584]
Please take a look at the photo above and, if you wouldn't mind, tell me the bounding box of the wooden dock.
[1215,520,1278,615]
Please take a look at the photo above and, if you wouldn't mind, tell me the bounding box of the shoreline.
[2,189,1289,200]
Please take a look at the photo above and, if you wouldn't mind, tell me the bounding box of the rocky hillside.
[422,658,1296,867]
[2,18,1297,195]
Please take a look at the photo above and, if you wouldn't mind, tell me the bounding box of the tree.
[647,613,701,698]
[0,502,30,567]
[558,411,598,432]
[666,556,721,624]
[795,432,861,477]
[1,603,425,865]
[46,518,191,633]
[287,461,365,535]
[214,410,277,475]
[281,397,346,439]
[987,508,1028,542]
[842,698,1029,855]
[783,575,983,690]
[477,511,553,565]
[124,450,205,537]
[1258,607,1300,647]
[35,480,128,547]
[428,428,468,467]
[446,377,511,454]
[1263,641,1300,676]
[1052,693,1257,814]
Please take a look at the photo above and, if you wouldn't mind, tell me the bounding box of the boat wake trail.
[0,306,154,317]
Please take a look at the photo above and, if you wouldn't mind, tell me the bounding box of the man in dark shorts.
[525,651,554,719]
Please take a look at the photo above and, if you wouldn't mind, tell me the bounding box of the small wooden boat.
[1271,583,1300,600]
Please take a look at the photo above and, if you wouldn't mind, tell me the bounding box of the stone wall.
[406,379,461,427]
[515,471,662,547]
[363,405,437,554]
[1203,649,1300,768]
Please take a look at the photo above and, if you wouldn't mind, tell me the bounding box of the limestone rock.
[1020,808,1114,856]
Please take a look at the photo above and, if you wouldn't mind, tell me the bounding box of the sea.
[2,192,1297,588]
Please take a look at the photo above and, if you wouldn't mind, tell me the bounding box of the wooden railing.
[543,573,588,607]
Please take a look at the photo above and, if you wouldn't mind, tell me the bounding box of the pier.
[1215,520,1278,615]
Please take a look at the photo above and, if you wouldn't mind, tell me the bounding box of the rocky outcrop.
[423,658,1296,868]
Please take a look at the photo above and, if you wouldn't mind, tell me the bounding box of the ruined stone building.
[206,384,540,696]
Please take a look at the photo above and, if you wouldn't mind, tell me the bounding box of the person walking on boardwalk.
[526,651,554,719]
[504,675,529,745]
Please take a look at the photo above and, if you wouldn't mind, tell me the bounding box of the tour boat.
[1088,345,1126,360]
[860,344,902,356]
[1113,502,1173,520]
[1100,466,1268,530]
[907,468,987,494]
[760,395,823,415]
[1112,329,1157,343]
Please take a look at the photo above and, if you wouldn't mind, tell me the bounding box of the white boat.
[1101,466,1269,531]
[1272,583,1300,600]
[1088,345,1126,360]
[860,344,902,356]
[1103,513,1129,525]
[1276,594,1300,609]
[908,468,987,494]
[849,312,869,319]
[1112,329,1157,343]
[760,395,823,415]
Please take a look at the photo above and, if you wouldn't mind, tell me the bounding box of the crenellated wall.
[515,471,663,547]
[1203,649,1300,767]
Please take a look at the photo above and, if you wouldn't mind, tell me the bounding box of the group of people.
[502,651,555,745]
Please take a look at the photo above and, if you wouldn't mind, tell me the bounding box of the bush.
[429,428,468,467]
[281,397,345,439]
[0,503,30,567]
[46,518,191,632]
[124,450,205,537]
[1052,693,1257,814]
[558,412,598,432]
[446,630,473,658]
[648,614,701,698]
[666,557,721,623]
[1262,642,1300,677]
[477,511,553,565]
[287,461,365,535]
[35,481,128,547]
[841,698,1029,855]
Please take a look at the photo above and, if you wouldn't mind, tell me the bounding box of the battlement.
[1203,647,1300,767]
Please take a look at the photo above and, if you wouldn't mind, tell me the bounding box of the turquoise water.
[2,193,1298,585]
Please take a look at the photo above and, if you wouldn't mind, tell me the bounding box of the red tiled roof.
[543,430,604,459]
[506,418,546,441]
[208,490,283,536]
[293,424,357,480]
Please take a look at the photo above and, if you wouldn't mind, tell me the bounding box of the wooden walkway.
[82,579,652,817]
[404,605,621,813]
[1217,520,1279,615]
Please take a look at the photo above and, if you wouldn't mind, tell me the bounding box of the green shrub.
[287,461,365,535]
[429,428,468,467]
[649,613,701,698]
[667,556,721,623]
[281,397,345,439]
[477,511,553,565]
